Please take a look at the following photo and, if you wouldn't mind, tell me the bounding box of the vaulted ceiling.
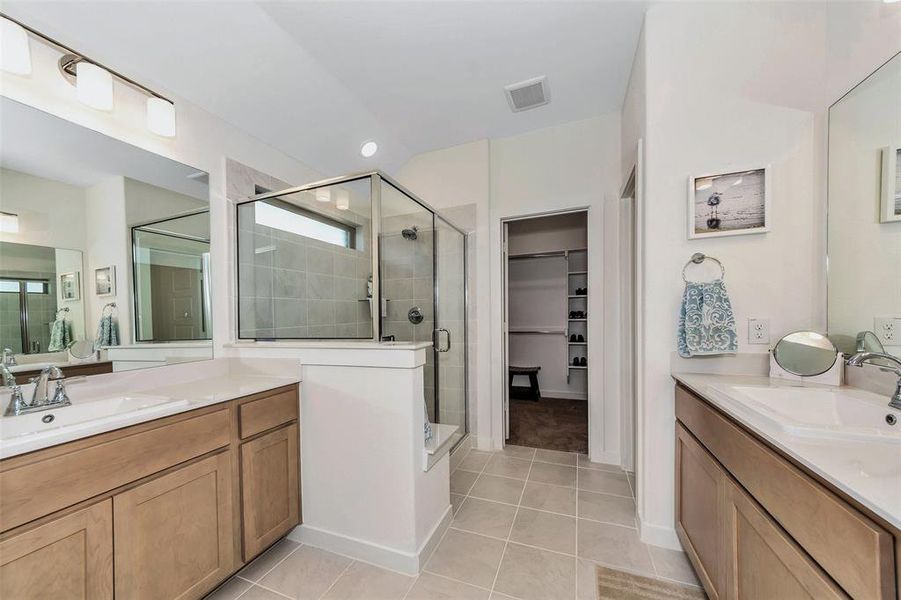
[4,1,648,175]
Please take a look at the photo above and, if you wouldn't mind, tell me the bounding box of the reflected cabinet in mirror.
[828,52,901,358]
[0,97,213,378]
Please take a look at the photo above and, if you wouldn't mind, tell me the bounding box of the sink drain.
[41,414,54,424]
[886,414,897,426]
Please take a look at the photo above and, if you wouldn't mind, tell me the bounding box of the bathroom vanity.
[0,378,300,599]
[673,376,900,600]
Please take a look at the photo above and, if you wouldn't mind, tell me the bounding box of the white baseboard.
[589,449,621,466]
[538,390,588,401]
[288,506,453,576]
[449,435,472,473]
[637,516,682,550]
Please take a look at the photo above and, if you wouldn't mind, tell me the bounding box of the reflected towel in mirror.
[48,318,73,352]
[95,314,119,348]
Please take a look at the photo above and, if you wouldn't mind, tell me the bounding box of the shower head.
[401,226,418,241]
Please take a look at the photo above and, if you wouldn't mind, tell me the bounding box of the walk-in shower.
[235,172,468,445]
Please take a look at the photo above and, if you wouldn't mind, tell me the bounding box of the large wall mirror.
[0,97,213,379]
[828,52,901,358]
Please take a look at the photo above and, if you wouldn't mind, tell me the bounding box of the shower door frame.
[238,171,470,440]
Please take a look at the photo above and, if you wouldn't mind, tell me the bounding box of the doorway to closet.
[503,211,589,453]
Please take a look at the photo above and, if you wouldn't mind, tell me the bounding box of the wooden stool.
[509,365,541,401]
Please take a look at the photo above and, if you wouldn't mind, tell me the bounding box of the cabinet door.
[0,500,113,600]
[675,423,726,599]
[114,451,234,600]
[241,423,300,560]
[724,479,848,600]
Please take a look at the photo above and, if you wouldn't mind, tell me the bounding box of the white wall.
[631,1,901,549]
[84,177,129,343]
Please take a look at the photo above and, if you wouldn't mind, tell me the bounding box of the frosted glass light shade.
[315,188,331,203]
[147,97,176,137]
[1,18,31,75]
[76,62,113,110]
[335,189,350,210]
[0,212,19,233]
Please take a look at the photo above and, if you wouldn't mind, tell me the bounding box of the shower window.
[254,201,356,249]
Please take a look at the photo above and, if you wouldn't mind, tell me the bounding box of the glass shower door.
[379,180,437,419]
[435,217,467,441]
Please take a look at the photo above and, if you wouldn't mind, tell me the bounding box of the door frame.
[499,207,592,452]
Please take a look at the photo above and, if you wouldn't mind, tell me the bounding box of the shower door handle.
[435,328,451,352]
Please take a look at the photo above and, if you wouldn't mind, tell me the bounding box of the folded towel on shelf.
[48,318,72,352]
[95,314,119,348]
[677,280,737,357]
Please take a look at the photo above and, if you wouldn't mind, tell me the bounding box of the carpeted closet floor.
[506,396,588,453]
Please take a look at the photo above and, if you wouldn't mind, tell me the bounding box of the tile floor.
[207,445,701,600]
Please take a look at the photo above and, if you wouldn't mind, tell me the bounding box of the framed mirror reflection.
[0,97,213,379]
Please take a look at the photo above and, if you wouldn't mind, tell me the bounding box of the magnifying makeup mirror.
[772,331,838,377]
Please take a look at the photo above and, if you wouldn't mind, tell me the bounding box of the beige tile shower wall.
[228,160,373,339]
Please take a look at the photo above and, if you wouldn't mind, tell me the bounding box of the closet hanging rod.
[509,329,566,335]
[508,251,567,260]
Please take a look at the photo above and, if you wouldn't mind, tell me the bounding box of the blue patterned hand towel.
[95,314,120,348]
[48,318,72,352]
[678,280,737,357]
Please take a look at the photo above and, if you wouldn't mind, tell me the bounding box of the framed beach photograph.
[94,266,116,296]
[59,272,80,301]
[688,166,771,239]
[881,146,901,223]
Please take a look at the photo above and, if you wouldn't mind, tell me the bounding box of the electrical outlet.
[748,318,770,345]
[874,317,901,345]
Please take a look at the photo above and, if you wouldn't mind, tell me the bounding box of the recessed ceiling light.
[360,141,378,158]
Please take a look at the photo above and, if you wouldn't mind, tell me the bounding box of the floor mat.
[596,565,706,600]
[507,397,587,453]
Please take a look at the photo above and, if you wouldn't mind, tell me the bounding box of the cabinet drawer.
[676,385,895,600]
[0,408,229,532]
[239,386,298,439]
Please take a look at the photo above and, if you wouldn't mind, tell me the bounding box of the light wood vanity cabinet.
[0,383,300,600]
[676,384,898,600]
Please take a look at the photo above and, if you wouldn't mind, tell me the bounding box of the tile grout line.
[316,558,356,600]
[235,541,303,587]
[456,493,637,530]
[488,446,536,597]
[456,466,632,498]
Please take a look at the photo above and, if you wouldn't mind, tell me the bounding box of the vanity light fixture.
[0,212,19,233]
[360,141,378,158]
[0,17,31,75]
[146,97,176,137]
[75,61,113,111]
[1,13,177,137]
[335,189,350,211]
[315,188,332,203]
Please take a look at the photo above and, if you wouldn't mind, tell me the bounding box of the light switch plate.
[748,318,770,345]
[874,317,900,345]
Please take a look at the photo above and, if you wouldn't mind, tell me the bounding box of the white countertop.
[673,373,901,530]
[0,362,298,459]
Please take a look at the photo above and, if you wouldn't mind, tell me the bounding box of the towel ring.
[102,302,117,316]
[56,307,70,317]
[682,253,725,282]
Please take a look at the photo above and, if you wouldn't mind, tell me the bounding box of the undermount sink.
[0,395,188,444]
[710,384,901,444]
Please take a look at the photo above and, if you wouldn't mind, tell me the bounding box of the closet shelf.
[568,271,587,276]
[568,318,587,322]
[568,342,587,346]
[569,365,588,370]
[567,295,588,299]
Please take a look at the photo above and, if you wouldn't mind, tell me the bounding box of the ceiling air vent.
[504,76,550,112]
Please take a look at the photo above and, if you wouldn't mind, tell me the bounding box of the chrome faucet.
[847,352,901,410]
[2,348,17,367]
[2,365,27,416]
[30,366,70,408]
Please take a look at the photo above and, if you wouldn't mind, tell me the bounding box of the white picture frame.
[94,266,116,296]
[59,272,80,301]
[880,146,901,224]
[688,166,771,239]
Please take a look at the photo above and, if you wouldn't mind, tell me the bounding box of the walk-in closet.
[504,211,588,453]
